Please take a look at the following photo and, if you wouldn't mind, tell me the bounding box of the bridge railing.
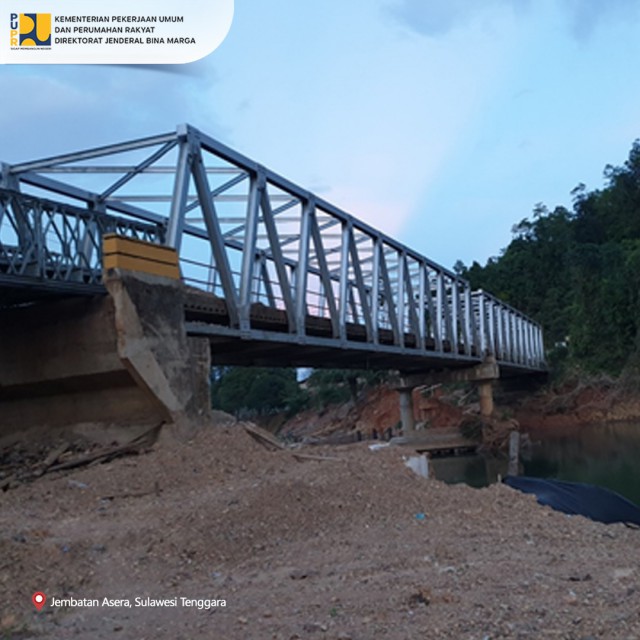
[0,188,163,286]
[472,290,545,368]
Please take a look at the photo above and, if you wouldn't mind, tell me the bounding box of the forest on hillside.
[456,139,640,376]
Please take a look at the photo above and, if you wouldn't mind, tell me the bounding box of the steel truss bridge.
[0,124,545,374]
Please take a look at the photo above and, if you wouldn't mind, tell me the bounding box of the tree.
[455,139,640,376]
[304,369,389,409]
[211,367,307,417]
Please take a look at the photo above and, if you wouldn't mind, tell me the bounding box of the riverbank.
[1,420,639,639]
[278,376,640,444]
[513,376,640,430]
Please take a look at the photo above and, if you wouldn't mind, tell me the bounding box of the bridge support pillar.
[395,357,499,432]
[398,386,416,435]
[478,379,494,417]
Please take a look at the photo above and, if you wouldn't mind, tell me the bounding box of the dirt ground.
[1,416,639,640]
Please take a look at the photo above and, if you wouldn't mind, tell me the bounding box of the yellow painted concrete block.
[102,234,181,280]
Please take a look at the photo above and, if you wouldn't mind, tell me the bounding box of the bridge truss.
[0,124,545,373]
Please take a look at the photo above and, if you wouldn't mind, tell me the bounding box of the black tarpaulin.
[503,475,640,526]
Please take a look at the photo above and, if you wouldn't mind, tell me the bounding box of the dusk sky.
[2,0,639,270]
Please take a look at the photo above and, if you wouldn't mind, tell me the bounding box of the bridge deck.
[184,289,538,375]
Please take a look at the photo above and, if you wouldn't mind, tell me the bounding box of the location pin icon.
[32,592,46,611]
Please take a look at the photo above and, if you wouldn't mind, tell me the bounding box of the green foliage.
[305,369,389,409]
[305,370,352,408]
[457,139,640,376]
[210,366,389,417]
[211,366,307,417]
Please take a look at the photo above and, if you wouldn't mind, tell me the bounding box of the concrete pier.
[478,380,494,417]
[398,387,416,434]
[395,356,499,433]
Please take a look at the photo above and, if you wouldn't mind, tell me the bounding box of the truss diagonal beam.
[10,132,177,174]
[191,149,239,327]
[259,176,295,332]
[99,140,178,201]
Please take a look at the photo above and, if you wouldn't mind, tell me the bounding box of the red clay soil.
[513,380,640,430]
[330,377,640,436]
[1,418,639,639]
[282,385,466,441]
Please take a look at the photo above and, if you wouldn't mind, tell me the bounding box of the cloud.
[389,0,638,39]
[561,0,640,40]
[388,0,529,37]
[108,62,210,77]
[0,62,220,164]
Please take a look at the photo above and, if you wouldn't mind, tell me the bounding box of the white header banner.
[1,0,234,64]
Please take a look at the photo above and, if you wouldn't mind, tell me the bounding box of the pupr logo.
[10,13,52,47]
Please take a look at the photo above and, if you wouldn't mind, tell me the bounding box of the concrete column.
[508,430,520,476]
[398,387,416,434]
[478,380,494,417]
[478,354,497,418]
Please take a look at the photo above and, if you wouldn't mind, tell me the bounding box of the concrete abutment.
[0,270,210,445]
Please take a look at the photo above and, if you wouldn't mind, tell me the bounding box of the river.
[430,421,640,505]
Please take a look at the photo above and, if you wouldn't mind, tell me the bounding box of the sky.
[1,0,640,269]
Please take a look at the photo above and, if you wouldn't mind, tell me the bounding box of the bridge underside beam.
[397,357,500,389]
[194,328,485,372]
[0,276,104,308]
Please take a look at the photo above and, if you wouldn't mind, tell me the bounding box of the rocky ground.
[1,416,639,640]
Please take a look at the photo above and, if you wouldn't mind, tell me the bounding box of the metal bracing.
[476,291,487,356]
[166,135,192,251]
[238,173,261,331]
[401,253,420,343]
[258,176,295,332]
[191,147,240,327]
[1,123,546,371]
[348,223,373,341]
[417,264,427,350]
[377,241,401,346]
[294,199,312,337]
[0,188,162,291]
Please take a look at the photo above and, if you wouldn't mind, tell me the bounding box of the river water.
[430,421,640,505]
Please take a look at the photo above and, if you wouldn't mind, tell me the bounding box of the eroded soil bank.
[279,377,640,443]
